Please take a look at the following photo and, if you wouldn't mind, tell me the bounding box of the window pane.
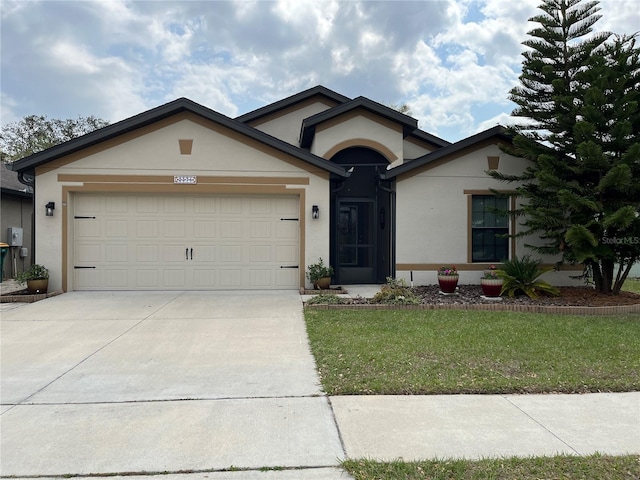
[471,193,509,262]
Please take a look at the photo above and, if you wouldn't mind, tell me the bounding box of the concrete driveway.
[0,291,347,478]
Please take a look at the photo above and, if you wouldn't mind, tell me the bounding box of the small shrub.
[371,277,421,305]
[306,257,334,284]
[305,293,346,305]
[498,255,560,299]
[15,264,49,283]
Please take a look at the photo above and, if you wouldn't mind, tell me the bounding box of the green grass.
[305,309,640,395]
[342,454,640,480]
[623,277,640,294]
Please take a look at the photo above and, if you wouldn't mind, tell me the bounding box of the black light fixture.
[45,202,55,217]
[312,205,319,219]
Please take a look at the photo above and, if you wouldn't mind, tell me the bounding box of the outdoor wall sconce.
[45,202,55,217]
[312,205,319,219]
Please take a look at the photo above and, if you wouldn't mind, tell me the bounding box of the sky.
[1,0,638,143]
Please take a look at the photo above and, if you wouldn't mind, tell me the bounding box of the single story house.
[10,86,581,291]
[1,161,33,280]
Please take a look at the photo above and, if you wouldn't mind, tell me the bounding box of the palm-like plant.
[497,255,560,299]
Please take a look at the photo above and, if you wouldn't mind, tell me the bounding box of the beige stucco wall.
[403,138,437,160]
[249,101,334,146]
[395,144,582,286]
[311,113,403,162]
[34,117,331,291]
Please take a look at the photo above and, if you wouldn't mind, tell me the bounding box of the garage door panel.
[163,269,186,288]
[220,197,243,214]
[250,245,272,262]
[276,244,298,263]
[76,244,102,263]
[136,197,160,213]
[194,221,215,238]
[105,245,127,262]
[74,194,299,290]
[105,220,128,238]
[220,221,242,238]
[105,196,128,213]
[77,221,101,238]
[276,268,298,287]
[105,269,128,288]
[163,220,186,238]
[219,269,243,287]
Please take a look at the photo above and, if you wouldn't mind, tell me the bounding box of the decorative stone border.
[0,290,64,303]
[304,301,640,315]
[300,287,347,295]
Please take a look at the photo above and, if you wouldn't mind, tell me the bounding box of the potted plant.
[480,265,503,298]
[15,264,49,294]
[437,265,459,294]
[306,257,334,290]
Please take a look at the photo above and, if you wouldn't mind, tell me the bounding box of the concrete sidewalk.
[1,290,638,480]
[331,392,640,461]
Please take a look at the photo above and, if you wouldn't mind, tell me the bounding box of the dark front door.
[337,199,375,284]
[330,147,394,284]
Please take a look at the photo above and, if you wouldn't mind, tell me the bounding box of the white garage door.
[73,193,300,290]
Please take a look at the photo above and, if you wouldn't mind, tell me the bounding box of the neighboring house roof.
[10,97,348,178]
[235,85,352,124]
[1,162,32,198]
[299,96,419,148]
[383,125,512,180]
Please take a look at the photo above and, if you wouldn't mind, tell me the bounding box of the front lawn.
[342,454,640,480]
[305,309,640,395]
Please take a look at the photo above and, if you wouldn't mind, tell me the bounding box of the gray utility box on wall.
[7,227,23,247]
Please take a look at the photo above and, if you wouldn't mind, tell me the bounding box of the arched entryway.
[330,147,395,284]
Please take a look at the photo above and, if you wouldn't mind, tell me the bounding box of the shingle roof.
[299,96,419,148]
[9,97,348,177]
[1,162,32,196]
[382,126,512,179]
[235,85,351,124]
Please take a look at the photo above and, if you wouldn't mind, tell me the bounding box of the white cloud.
[0,0,635,140]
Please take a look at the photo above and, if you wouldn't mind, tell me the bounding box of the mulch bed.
[410,285,640,307]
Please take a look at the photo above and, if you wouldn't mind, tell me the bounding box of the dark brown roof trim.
[10,97,348,177]
[382,125,512,179]
[408,128,451,148]
[300,96,419,148]
[235,85,351,124]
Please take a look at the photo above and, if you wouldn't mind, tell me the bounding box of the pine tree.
[490,0,640,294]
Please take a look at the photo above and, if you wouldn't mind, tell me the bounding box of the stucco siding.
[249,101,335,146]
[403,138,436,160]
[312,114,403,162]
[395,145,582,286]
[33,117,331,291]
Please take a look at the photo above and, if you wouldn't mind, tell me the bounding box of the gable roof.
[407,128,451,149]
[235,85,351,124]
[382,125,512,180]
[9,97,348,177]
[299,96,419,148]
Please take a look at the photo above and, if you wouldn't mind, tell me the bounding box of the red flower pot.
[481,278,503,297]
[438,275,459,294]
